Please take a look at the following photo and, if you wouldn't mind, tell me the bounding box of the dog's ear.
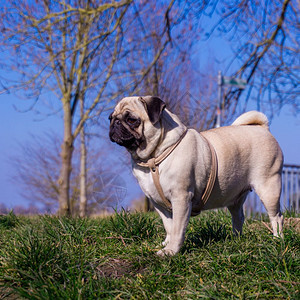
[139,96,166,125]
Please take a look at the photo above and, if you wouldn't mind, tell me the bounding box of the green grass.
[0,210,299,299]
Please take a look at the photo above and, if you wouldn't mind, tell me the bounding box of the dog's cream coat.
[110,97,284,256]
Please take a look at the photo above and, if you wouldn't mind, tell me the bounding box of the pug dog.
[109,96,284,256]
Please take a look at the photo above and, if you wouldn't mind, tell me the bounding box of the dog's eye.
[126,116,140,127]
[127,117,136,124]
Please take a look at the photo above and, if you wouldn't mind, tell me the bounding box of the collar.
[137,128,188,169]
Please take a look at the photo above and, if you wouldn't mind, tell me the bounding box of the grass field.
[0,210,299,299]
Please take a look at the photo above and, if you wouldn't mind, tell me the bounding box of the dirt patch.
[96,258,144,278]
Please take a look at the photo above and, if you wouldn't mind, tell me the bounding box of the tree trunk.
[58,100,73,216]
[79,98,88,217]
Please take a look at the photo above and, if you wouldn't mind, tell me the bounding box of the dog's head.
[109,96,165,157]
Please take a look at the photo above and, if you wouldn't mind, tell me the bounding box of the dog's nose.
[115,119,121,126]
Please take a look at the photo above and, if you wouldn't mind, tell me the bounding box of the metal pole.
[216,70,222,128]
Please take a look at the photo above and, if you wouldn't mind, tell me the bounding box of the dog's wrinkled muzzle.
[109,119,137,149]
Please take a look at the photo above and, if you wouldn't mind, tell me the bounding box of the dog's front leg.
[153,202,172,246]
[157,195,192,256]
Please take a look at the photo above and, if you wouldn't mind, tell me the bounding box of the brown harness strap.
[137,130,218,212]
[200,134,218,208]
[148,158,172,210]
[137,129,187,168]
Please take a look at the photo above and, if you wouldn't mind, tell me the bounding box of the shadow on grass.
[182,222,231,253]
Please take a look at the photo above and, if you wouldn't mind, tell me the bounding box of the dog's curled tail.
[232,111,269,130]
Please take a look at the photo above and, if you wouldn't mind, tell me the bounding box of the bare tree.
[0,0,190,216]
[142,0,299,127]
[0,0,131,215]
[135,32,219,130]
[11,134,62,212]
[11,133,124,215]
[204,0,299,117]
[128,0,218,131]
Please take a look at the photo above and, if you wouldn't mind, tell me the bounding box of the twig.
[261,221,273,234]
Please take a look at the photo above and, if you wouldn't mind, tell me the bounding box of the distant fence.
[245,164,300,216]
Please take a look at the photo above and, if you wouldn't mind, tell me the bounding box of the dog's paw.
[156,248,175,257]
[162,238,170,247]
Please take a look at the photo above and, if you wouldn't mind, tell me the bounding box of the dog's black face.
[109,111,144,150]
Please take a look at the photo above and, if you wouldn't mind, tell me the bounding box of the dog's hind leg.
[253,175,283,238]
[227,192,248,235]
